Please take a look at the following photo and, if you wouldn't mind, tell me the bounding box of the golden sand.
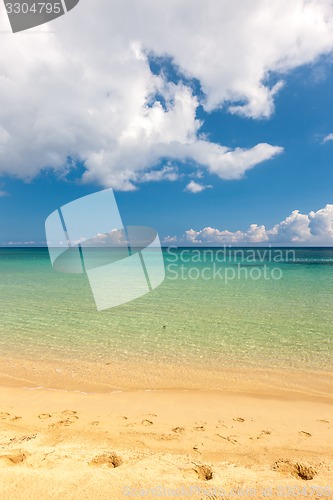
[0,358,332,499]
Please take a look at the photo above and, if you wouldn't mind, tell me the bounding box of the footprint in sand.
[1,414,22,422]
[89,452,123,468]
[233,417,245,423]
[193,443,204,453]
[49,416,79,429]
[250,430,272,440]
[0,451,27,465]
[172,426,185,434]
[194,425,205,432]
[299,431,312,437]
[38,414,52,420]
[61,410,77,417]
[182,462,213,481]
[141,419,154,426]
[158,433,178,441]
[317,419,329,424]
[194,464,213,481]
[273,459,316,480]
[216,433,238,444]
[9,434,37,444]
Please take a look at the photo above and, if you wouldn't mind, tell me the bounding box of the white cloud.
[3,241,37,246]
[180,142,283,180]
[181,204,333,245]
[185,180,212,194]
[309,204,333,236]
[137,165,179,183]
[0,0,332,189]
[185,225,269,245]
[163,235,178,244]
[228,81,285,119]
[268,210,312,242]
[323,133,333,143]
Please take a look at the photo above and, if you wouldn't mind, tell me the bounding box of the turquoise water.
[0,247,332,372]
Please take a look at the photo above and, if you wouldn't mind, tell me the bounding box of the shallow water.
[0,247,332,372]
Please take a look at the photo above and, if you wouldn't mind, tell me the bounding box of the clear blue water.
[0,247,332,372]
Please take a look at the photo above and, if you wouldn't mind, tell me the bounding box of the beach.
[0,356,332,500]
[2,0,333,495]
[0,248,332,498]
[0,382,332,499]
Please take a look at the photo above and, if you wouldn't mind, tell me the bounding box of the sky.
[0,0,333,246]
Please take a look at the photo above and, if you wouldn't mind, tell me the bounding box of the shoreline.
[0,355,332,403]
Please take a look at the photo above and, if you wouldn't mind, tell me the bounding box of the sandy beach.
[1,0,333,495]
[0,360,332,500]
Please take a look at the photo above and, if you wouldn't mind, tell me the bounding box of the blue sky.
[0,0,333,246]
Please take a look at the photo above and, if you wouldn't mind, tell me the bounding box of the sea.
[0,247,332,373]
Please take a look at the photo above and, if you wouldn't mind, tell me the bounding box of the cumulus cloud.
[309,204,333,236]
[268,210,312,242]
[184,180,212,194]
[180,205,333,245]
[323,133,333,143]
[0,0,333,189]
[185,225,270,245]
[181,142,283,180]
